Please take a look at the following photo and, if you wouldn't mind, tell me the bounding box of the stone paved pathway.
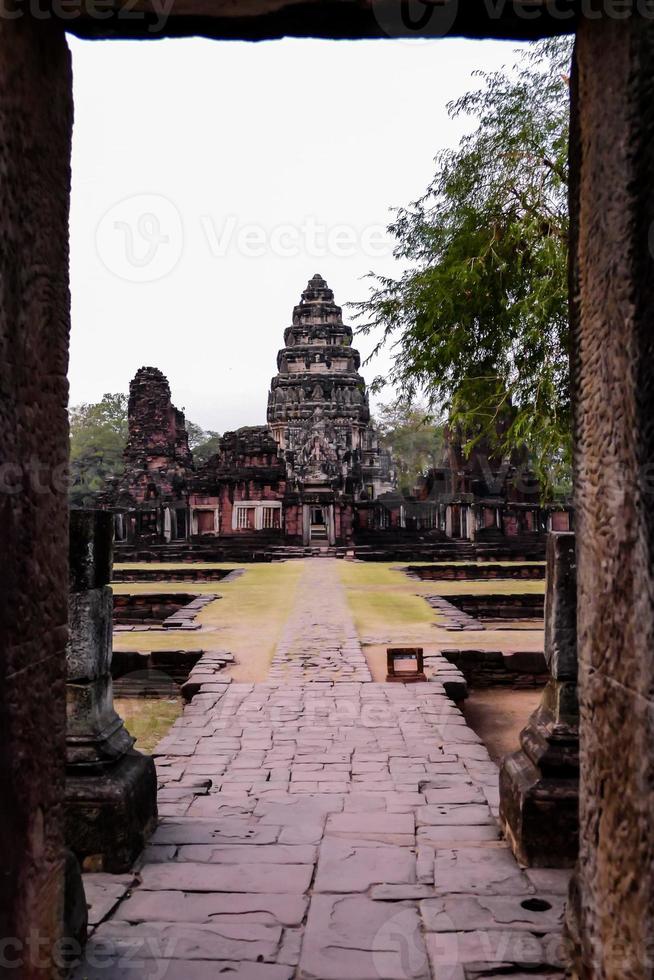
[269,561,371,683]
[76,560,568,980]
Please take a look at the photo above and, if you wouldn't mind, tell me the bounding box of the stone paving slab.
[175,843,317,864]
[82,873,136,930]
[420,894,565,933]
[73,955,294,979]
[77,559,566,980]
[300,895,430,980]
[433,847,534,896]
[425,928,565,978]
[138,861,314,893]
[313,837,416,893]
[111,890,309,927]
[91,919,282,962]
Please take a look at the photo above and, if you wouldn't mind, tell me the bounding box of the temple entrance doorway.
[302,503,336,546]
[311,507,327,541]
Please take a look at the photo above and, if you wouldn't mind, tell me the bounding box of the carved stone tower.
[267,274,394,543]
[122,366,193,502]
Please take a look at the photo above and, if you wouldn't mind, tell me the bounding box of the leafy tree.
[374,400,445,495]
[187,422,221,466]
[69,393,128,505]
[355,39,573,493]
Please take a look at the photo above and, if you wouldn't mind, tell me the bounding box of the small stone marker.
[386,647,427,683]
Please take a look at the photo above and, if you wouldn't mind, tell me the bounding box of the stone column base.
[65,750,158,873]
[499,749,578,867]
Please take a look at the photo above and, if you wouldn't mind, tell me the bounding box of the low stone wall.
[114,543,277,563]
[112,649,206,691]
[447,593,544,621]
[112,593,197,625]
[408,563,546,581]
[113,567,237,583]
[441,648,548,689]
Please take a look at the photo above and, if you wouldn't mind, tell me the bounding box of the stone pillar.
[0,23,73,978]
[66,510,157,872]
[565,22,654,978]
[499,531,579,867]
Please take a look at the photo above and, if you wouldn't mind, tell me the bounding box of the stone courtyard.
[76,560,568,980]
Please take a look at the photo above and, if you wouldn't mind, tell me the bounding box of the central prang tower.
[267,274,394,544]
[267,273,392,495]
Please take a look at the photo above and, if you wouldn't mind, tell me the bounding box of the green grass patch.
[115,697,182,754]
[113,562,304,681]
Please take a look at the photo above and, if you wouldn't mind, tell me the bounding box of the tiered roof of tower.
[267,273,370,429]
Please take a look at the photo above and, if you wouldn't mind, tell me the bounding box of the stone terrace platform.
[76,561,568,979]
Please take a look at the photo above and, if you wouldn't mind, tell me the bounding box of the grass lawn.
[112,561,304,682]
[339,562,438,643]
[111,559,544,682]
[115,697,182,754]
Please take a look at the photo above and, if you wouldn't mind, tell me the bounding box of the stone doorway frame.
[2,14,654,978]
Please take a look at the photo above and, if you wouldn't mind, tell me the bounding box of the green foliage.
[188,424,221,466]
[69,393,128,505]
[374,400,444,494]
[355,39,573,493]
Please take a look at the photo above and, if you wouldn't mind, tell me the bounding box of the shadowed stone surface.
[563,23,654,978]
[0,24,73,977]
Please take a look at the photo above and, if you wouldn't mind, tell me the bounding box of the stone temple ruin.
[99,274,570,557]
[5,16,654,980]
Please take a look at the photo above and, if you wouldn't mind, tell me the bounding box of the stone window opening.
[236,506,256,529]
[233,501,282,531]
[262,505,281,529]
[191,506,219,535]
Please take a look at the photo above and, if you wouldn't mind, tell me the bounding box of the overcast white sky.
[69,36,526,433]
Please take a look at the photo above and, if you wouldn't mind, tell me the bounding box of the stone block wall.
[112,567,233,583]
[0,24,72,977]
[566,23,654,976]
[112,593,197,624]
[446,593,545,620]
[441,648,548,689]
[408,563,546,581]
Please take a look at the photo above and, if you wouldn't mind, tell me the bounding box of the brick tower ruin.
[103,366,193,543]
